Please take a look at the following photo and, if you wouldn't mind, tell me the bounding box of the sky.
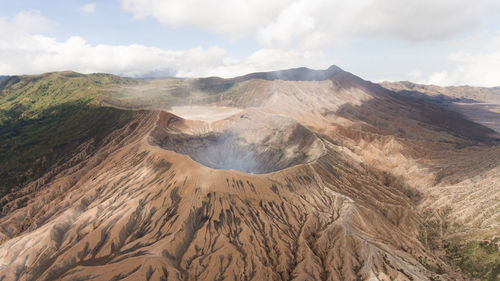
[0,0,500,86]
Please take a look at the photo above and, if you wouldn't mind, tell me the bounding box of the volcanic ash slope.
[1,66,498,281]
[0,108,434,281]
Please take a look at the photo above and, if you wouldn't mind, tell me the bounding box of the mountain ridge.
[0,66,498,280]
[381,80,500,133]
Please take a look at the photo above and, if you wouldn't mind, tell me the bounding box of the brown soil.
[0,68,498,281]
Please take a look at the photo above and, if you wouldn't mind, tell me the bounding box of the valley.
[0,66,498,281]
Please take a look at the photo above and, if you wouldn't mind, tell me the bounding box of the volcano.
[0,66,499,281]
[150,109,325,174]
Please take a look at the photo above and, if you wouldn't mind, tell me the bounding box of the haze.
[0,0,500,86]
[1,1,500,281]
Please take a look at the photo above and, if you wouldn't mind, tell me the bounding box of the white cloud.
[121,0,290,35]
[421,35,500,87]
[178,48,327,78]
[79,3,96,15]
[121,0,500,49]
[0,11,325,78]
[424,50,500,87]
[0,10,53,35]
[408,69,422,80]
[2,8,499,86]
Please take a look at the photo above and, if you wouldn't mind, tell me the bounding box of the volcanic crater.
[150,106,326,174]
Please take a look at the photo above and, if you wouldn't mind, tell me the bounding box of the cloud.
[177,48,327,78]
[121,0,500,48]
[79,3,96,15]
[419,34,500,87]
[356,0,495,41]
[423,50,500,87]
[121,0,290,35]
[408,69,422,80]
[2,9,498,86]
[0,11,325,78]
[0,10,53,35]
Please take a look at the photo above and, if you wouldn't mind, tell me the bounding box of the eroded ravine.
[0,110,446,281]
[2,66,496,280]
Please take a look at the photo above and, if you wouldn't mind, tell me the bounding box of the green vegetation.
[0,72,136,196]
[105,77,266,109]
[418,208,500,281]
[105,78,230,109]
[0,71,132,122]
[445,239,500,281]
[418,208,452,251]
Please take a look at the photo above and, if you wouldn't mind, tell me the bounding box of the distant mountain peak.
[235,65,345,82]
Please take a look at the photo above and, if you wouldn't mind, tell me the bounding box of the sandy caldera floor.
[168,105,243,122]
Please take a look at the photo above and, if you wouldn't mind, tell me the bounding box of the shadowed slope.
[0,111,451,281]
[380,81,500,133]
[0,72,137,195]
[0,67,499,281]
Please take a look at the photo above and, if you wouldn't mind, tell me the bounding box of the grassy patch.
[445,239,500,281]
[0,71,132,123]
[0,72,136,196]
[418,209,500,280]
[0,101,135,195]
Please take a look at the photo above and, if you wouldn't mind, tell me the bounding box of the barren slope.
[0,66,498,281]
[0,110,447,281]
[380,81,500,133]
